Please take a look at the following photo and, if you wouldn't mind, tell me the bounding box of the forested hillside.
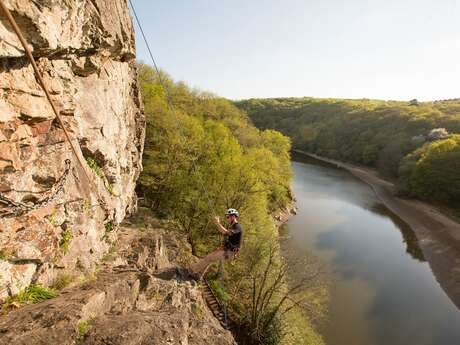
[236,98,460,214]
[137,65,326,345]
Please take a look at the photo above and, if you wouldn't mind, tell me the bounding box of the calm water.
[286,153,460,345]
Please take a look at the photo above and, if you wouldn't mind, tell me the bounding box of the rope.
[128,0,218,216]
[0,1,93,190]
[127,0,164,91]
[0,2,122,221]
[128,2,232,328]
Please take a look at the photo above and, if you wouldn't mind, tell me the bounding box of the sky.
[130,0,460,101]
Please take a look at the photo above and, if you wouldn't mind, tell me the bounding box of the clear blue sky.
[130,0,459,101]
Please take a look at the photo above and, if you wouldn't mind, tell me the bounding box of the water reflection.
[286,156,460,345]
[291,151,425,262]
[370,203,425,262]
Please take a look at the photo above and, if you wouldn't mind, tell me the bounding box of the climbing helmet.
[225,208,239,217]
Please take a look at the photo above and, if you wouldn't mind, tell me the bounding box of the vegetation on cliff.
[137,64,325,345]
[236,97,460,214]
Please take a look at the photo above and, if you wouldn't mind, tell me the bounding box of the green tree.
[236,96,460,209]
[137,63,328,344]
[401,135,460,208]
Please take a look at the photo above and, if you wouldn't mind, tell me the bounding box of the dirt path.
[295,150,460,309]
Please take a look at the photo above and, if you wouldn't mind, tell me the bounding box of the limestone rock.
[0,0,145,300]
[0,224,237,345]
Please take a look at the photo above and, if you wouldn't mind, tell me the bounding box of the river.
[285,152,460,345]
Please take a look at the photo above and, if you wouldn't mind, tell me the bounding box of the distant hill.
[236,97,460,214]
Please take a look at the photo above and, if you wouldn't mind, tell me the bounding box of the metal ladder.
[202,280,235,330]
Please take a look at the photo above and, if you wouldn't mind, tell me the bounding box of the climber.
[189,208,243,280]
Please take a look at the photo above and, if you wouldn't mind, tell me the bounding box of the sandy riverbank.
[294,149,460,308]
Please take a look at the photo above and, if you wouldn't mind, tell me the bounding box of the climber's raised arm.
[212,216,232,235]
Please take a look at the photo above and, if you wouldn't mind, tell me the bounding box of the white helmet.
[225,208,239,217]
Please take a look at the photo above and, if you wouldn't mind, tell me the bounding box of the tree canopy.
[236,97,460,214]
[137,64,325,345]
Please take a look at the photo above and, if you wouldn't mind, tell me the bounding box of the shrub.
[59,230,73,253]
[85,156,118,196]
[51,272,75,290]
[76,319,92,341]
[1,284,56,313]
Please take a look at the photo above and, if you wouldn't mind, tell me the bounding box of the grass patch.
[46,210,60,227]
[85,157,104,178]
[76,318,93,341]
[101,221,114,240]
[1,284,56,313]
[0,248,15,261]
[59,230,73,253]
[94,264,103,274]
[106,183,118,196]
[78,273,95,285]
[83,199,91,214]
[209,278,229,303]
[102,246,118,262]
[146,289,162,303]
[85,156,119,197]
[51,272,75,291]
[191,302,202,319]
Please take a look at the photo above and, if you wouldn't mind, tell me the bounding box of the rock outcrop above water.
[273,201,297,227]
[0,219,237,345]
[0,0,145,299]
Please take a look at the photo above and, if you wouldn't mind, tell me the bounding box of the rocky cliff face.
[0,0,145,299]
[0,218,237,345]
